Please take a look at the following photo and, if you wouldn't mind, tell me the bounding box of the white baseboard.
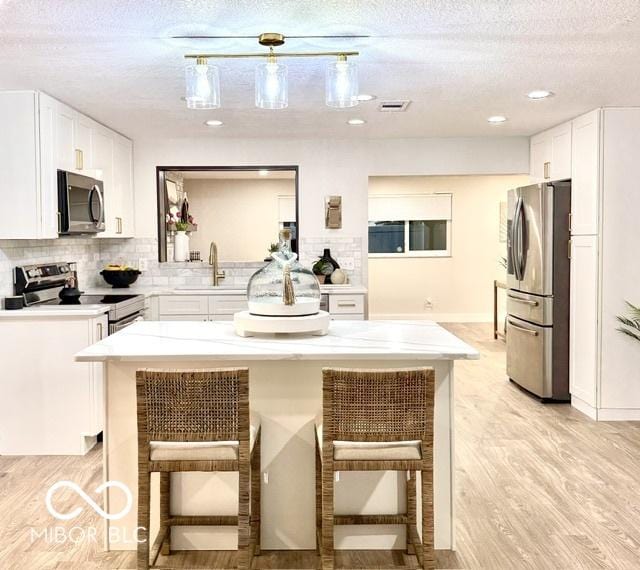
[370,312,493,323]
[571,396,598,420]
[596,408,640,421]
[571,396,640,421]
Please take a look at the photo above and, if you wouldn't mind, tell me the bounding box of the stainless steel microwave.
[57,170,105,234]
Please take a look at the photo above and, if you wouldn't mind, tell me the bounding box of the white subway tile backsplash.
[0,235,363,303]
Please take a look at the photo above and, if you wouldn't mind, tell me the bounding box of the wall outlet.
[340,258,355,271]
[424,298,433,311]
[263,472,269,485]
[138,258,149,272]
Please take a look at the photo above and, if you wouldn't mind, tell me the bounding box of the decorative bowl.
[100,269,141,288]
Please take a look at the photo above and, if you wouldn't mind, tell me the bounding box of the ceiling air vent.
[378,100,411,112]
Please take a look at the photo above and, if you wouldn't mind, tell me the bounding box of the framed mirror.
[156,166,299,263]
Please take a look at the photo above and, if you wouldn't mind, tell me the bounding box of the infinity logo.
[45,480,133,521]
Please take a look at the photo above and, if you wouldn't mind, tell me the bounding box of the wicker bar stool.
[136,368,261,570]
[315,367,435,570]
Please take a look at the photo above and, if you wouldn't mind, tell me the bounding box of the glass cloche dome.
[247,229,321,316]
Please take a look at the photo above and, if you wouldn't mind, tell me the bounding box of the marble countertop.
[86,284,368,297]
[0,304,109,318]
[75,320,479,362]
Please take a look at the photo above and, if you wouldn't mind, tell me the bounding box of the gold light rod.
[185,51,359,60]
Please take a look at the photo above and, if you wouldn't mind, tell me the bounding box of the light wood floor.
[1,323,640,569]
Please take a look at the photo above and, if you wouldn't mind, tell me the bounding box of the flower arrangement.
[617,301,640,343]
[166,212,195,232]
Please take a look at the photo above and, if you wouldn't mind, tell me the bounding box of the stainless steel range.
[14,262,145,334]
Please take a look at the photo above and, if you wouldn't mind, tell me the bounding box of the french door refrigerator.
[506,181,571,400]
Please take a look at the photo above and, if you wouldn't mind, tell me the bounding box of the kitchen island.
[76,320,478,553]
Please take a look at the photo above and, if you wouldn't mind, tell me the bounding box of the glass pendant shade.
[326,57,359,108]
[247,229,320,316]
[185,58,221,109]
[255,57,288,109]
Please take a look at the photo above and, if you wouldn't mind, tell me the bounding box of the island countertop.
[75,319,479,362]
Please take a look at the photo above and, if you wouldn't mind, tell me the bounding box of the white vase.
[174,231,190,262]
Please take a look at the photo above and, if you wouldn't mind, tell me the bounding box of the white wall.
[133,137,529,287]
[185,178,295,262]
[368,175,529,321]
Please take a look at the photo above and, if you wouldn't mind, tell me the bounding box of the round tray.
[233,310,330,337]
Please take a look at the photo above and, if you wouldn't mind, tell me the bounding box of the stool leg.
[238,450,251,569]
[160,472,171,556]
[321,461,334,570]
[137,470,151,570]
[315,439,322,554]
[251,431,261,556]
[421,464,435,570]
[406,470,416,555]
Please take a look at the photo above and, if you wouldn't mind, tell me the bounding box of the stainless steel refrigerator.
[506,181,571,400]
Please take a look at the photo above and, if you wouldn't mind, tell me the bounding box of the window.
[368,221,405,253]
[368,193,452,257]
[369,219,450,256]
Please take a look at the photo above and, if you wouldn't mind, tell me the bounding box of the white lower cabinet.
[0,313,108,455]
[156,293,365,321]
[159,295,209,316]
[569,236,599,413]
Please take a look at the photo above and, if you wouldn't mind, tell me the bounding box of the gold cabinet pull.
[75,149,83,170]
[543,161,550,180]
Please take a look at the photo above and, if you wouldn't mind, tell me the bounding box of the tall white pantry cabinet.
[0,90,134,239]
[562,108,640,420]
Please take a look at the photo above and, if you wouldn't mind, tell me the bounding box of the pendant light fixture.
[185,57,221,109]
[326,55,359,108]
[255,49,288,109]
[183,32,360,111]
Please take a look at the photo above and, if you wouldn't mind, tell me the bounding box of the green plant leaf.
[618,326,640,342]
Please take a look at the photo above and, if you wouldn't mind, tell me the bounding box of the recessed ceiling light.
[527,90,554,100]
[356,94,376,102]
[487,115,508,124]
[204,119,223,127]
[258,169,269,176]
[347,118,366,125]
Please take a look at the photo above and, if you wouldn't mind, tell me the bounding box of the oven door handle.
[109,314,143,335]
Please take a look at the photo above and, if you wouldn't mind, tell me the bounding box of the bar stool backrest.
[136,368,249,444]
[322,367,435,443]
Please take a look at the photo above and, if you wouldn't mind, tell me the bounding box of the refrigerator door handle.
[516,197,525,280]
[512,197,523,281]
[507,293,539,307]
[507,319,539,337]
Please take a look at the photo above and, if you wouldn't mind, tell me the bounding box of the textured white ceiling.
[1,1,639,139]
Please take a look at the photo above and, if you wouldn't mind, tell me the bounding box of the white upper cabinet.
[529,120,572,182]
[529,132,551,182]
[111,135,135,237]
[549,123,572,180]
[0,90,134,239]
[55,102,76,173]
[570,109,601,235]
[91,126,116,236]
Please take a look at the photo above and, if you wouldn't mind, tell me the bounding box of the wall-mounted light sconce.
[325,195,342,229]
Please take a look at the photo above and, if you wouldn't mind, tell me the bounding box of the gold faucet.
[209,241,226,286]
